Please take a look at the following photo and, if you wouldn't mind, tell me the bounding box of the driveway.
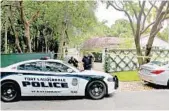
[119,81,169,91]
[1,90,169,110]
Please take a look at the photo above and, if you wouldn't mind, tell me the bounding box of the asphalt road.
[1,90,169,110]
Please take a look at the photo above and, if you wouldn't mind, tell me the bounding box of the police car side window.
[45,62,69,73]
[17,62,42,71]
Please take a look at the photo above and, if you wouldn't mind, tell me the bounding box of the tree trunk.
[15,32,22,53]
[134,34,144,66]
[144,2,167,63]
[57,21,68,60]
[24,22,32,53]
[4,17,8,54]
[43,28,48,53]
[19,1,39,53]
[57,32,64,60]
[8,5,23,53]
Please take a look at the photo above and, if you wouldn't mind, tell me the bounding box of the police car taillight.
[40,56,50,60]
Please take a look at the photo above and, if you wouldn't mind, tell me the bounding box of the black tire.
[86,80,106,100]
[167,80,169,89]
[1,82,21,102]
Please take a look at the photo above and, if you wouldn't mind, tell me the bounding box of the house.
[139,35,169,49]
[81,37,123,50]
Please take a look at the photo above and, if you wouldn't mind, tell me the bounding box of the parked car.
[139,61,169,87]
[0,57,119,102]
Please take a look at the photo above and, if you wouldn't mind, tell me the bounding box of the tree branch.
[155,1,167,20]
[124,10,136,36]
[28,11,40,23]
[142,4,154,31]
[136,1,145,35]
[141,21,155,34]
[151,25,162,38]
[149,1,158,11]
[128,2,138,20]
[19,1,27,24]
[107,1,136,35]
[107,1,124,11]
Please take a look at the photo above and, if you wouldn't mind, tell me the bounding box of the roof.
[82,37,122,49]
[140,35,169,49]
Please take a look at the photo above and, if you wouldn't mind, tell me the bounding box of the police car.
[1,57,119,102]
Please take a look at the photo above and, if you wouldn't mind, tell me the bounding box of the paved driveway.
[1,90,169,110]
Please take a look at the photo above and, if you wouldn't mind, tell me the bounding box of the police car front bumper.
[106,76,119,94]
[114,76,119,89]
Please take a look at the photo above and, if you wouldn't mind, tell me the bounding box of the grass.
[113,71,140,82]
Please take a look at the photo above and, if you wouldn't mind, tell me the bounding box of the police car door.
[17,61,46,96]
[43,61,79,96]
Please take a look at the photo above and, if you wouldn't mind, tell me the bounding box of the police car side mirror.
[67,68,74,73]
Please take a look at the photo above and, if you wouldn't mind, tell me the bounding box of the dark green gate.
[1,53,53,67]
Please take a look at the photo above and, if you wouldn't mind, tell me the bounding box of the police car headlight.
[107,77,114,82]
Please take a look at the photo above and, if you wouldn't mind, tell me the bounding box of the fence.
[1,53,54,67]
[0,48,79,68]
[104,49,169,72]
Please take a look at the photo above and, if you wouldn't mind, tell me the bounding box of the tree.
[1,1,23,53]
[18,1,40,53]
[8,4,23,53]
[110,19,132,38]
[1,1,98,56]
[106,1,169,65]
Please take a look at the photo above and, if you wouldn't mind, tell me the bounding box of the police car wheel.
[87,80,106,100]
[1,82,20,102]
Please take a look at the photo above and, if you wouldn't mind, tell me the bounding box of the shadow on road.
[145,83,169,89]
[20,96,85,101]
[16,94,114,102]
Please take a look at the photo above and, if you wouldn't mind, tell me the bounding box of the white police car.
[1,58,118,102]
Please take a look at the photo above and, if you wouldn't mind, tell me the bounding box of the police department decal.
[22,77,68,89]
[72,78,78,86]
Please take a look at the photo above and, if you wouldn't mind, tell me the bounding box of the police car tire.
[1,81,21,102]
[86,80,106,100]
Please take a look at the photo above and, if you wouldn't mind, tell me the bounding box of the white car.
[0,58,119,102]
[139,61,169,87]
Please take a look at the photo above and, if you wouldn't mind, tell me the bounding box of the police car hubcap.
[91,83,103,96]
[7,89,12,94]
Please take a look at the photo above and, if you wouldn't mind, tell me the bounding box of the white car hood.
[141,63,164,70]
